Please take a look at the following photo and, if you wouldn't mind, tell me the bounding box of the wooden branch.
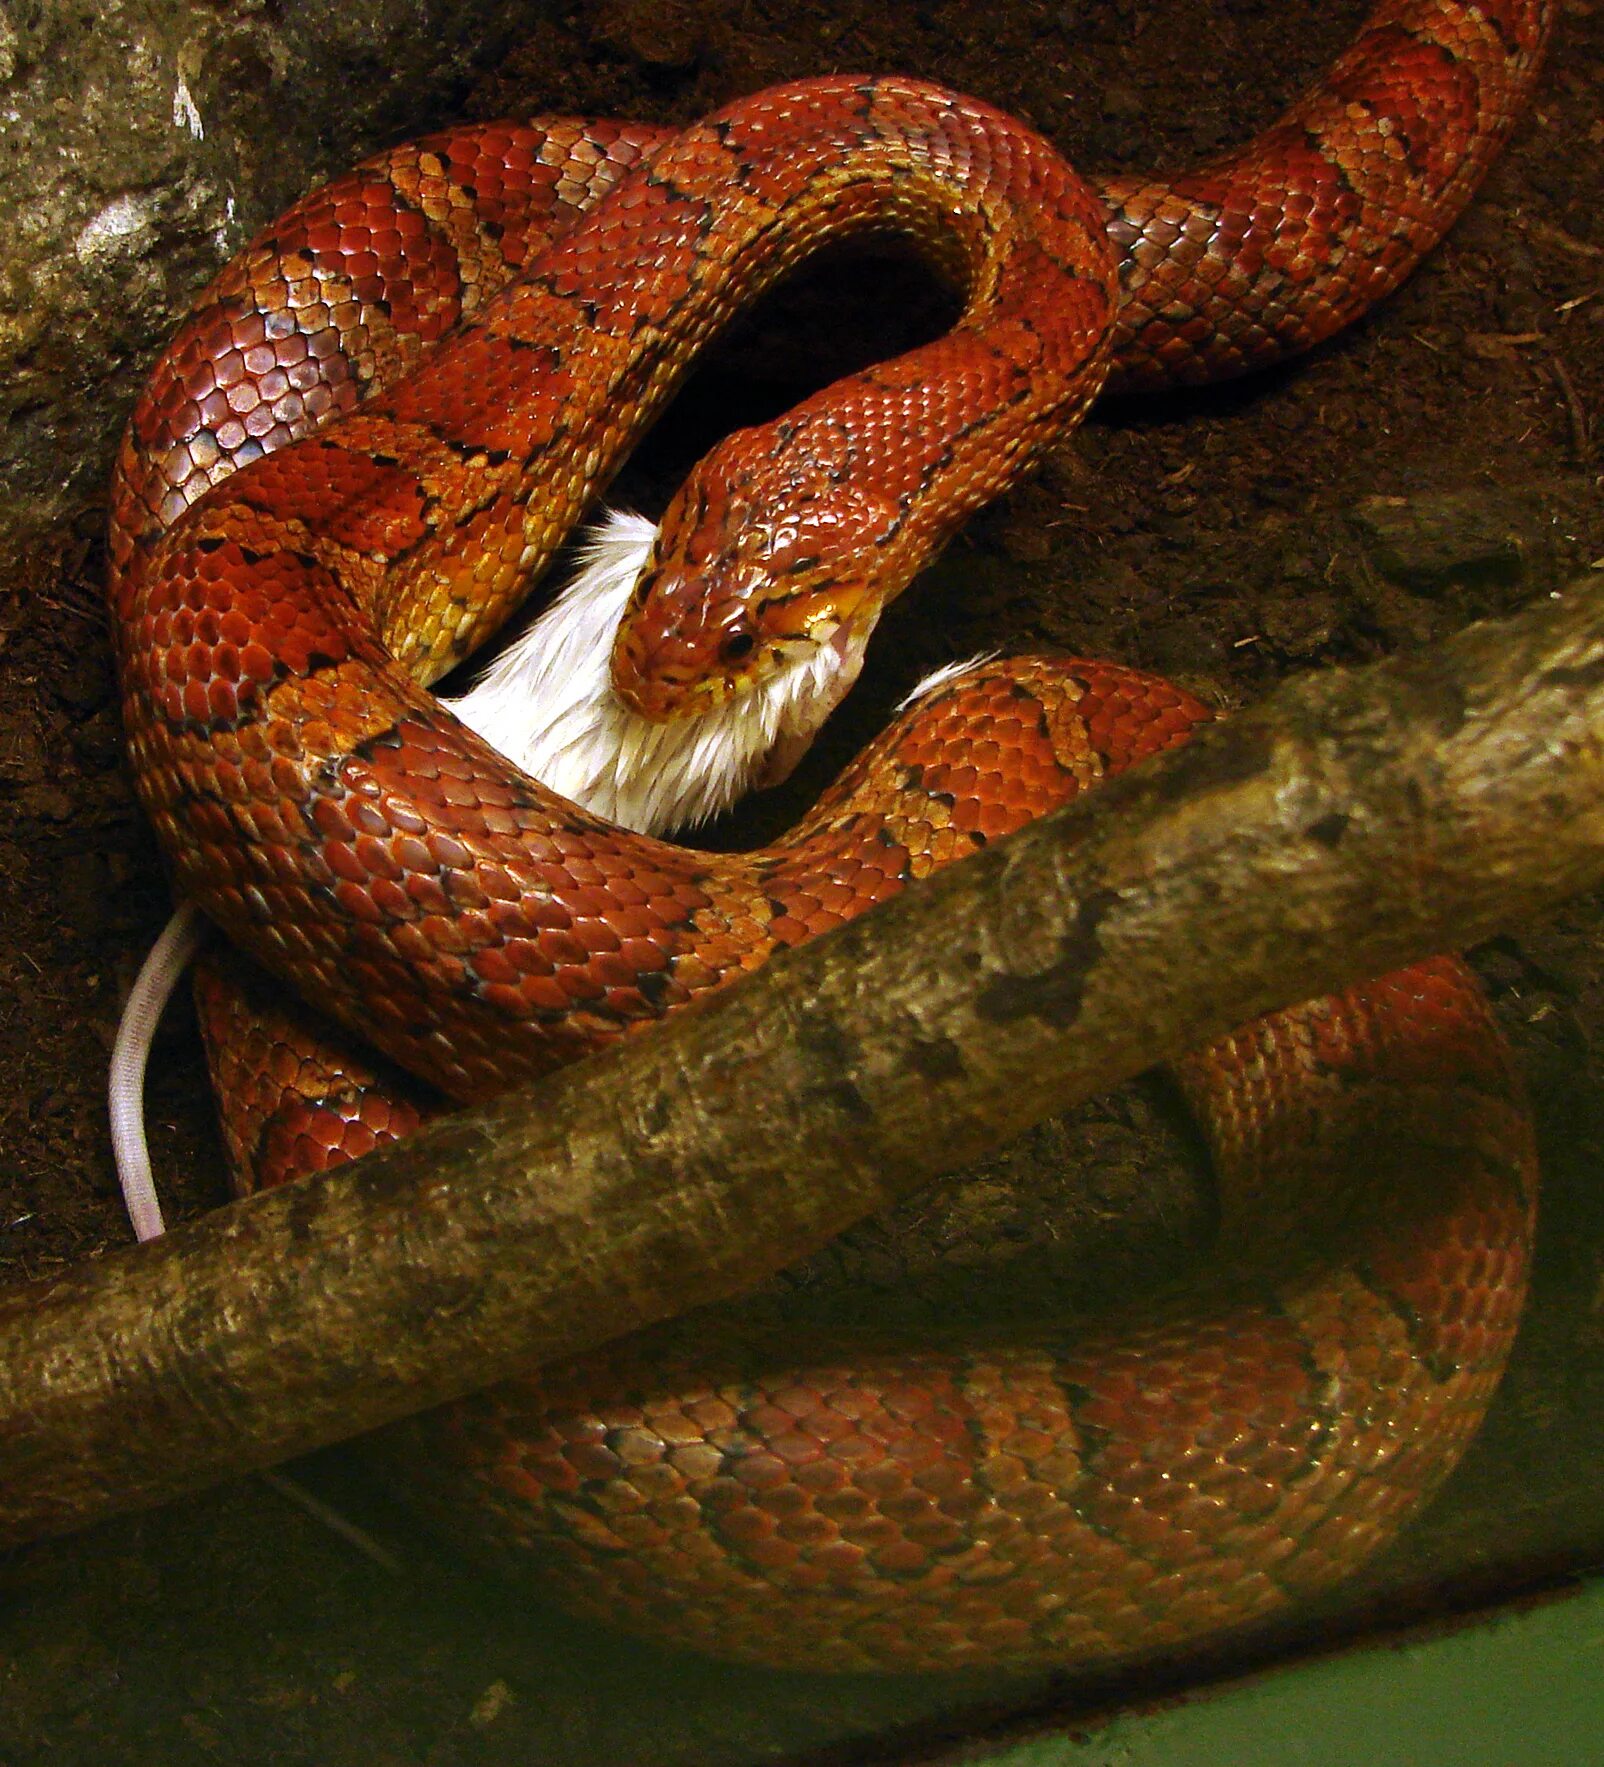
[4,580,1604,1550]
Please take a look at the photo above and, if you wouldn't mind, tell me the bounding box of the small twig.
[258,1469,405,1576]
[1546,350,1594,464]
[1521,215,1604,261]
[36,590,105,626]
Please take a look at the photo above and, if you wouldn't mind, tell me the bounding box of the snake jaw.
[447,510,877,835]
[753,617,870,789]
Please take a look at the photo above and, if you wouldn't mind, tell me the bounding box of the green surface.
[979,1581,1604,1766]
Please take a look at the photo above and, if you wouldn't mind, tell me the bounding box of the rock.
[1257,589,1340,659]
[1350,489,1527,595]
[0,0,534,572]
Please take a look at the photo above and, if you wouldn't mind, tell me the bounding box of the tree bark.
[3,580,1604,1551]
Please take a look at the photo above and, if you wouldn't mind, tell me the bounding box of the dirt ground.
[2,1,1603,1762]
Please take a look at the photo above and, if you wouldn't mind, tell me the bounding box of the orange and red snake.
[108,2,1549,1673]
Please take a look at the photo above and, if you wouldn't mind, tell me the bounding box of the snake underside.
[109,0,1547,1673]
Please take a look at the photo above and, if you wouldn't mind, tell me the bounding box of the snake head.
[610,416,903,750]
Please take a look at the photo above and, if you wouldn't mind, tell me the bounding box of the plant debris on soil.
[2,1,1602,1763]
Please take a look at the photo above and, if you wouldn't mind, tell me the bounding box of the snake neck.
[336,76,1116,688]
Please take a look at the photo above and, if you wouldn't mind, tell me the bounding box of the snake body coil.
[110,2,1547,1673]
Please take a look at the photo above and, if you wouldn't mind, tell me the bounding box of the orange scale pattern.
[109,12,1552,1674]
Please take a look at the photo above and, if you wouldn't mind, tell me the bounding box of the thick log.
[2,580,1603,1549]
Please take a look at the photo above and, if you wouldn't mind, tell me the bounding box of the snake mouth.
[752,613,873,788]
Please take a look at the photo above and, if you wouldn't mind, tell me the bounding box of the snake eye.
[719,629,757,666]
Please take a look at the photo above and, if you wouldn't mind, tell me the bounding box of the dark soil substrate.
[3,2,1602,1763]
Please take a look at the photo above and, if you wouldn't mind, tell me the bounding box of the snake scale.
[108,1,1548,1673]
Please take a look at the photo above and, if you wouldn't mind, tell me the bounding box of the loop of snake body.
[109,1,1548,1673]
